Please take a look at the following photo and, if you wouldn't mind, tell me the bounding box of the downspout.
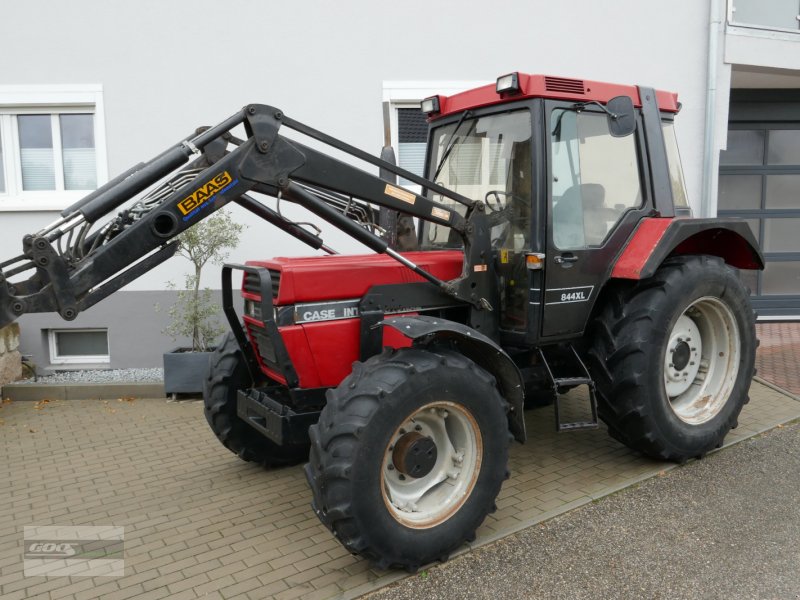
[701,0,723,217]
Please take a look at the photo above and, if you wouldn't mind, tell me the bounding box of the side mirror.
[607,96,636,137]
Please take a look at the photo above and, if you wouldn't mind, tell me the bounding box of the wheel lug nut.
[414,424,422,431]
[399,474,406,481]
[387,464,394,471]
[399,428,406,435]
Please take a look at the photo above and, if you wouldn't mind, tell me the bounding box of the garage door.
[719,90,800,318]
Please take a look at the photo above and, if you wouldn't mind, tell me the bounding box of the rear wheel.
[305,347,510,570]
[203,332,308,467]
[588,255,756,462]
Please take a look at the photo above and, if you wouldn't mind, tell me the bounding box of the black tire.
[203,332,308,467]
[305,347,511,570]
[588,255,756,462]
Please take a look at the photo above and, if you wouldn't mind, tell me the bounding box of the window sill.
[0,192,90,212]
[46,363,112,371]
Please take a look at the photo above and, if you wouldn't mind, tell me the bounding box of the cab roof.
[430,73,679,120]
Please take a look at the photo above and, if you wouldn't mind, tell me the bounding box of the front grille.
[544,76,585,95]
[246,322,278,369]
[243,269,281,298]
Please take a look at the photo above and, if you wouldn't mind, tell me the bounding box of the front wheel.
[203,332,308,467]
[589,255,757,462]
[305,347,511,570]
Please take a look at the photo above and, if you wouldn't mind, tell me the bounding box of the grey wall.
[18,290,229,372]
[0,0,715,292]
[1,0,717,366]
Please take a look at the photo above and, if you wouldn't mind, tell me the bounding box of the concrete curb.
[754,375,800,402]
[1,382,166,401]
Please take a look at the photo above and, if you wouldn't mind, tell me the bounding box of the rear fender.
[611,217,764,280]
[383,315,526,443]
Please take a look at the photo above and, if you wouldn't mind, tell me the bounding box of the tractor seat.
[580,183,610,244]
[553,183,608,248]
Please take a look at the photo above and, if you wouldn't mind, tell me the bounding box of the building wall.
[0,0,718,368]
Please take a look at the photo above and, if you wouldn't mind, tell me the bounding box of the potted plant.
[162,209,244,397]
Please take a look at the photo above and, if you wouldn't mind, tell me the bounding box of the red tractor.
[0,73,763,570]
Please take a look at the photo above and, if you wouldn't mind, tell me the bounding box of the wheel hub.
[663,297,742,425]
[664,314,702,398]
[392,431,438,478]
[381,401,482,528]
[671,340,691,371]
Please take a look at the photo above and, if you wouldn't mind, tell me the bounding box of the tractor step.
[554,391,599,431]
[553,376,592,391]
[537,346,599,432]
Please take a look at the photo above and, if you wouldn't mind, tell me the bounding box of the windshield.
[421,109,532,249]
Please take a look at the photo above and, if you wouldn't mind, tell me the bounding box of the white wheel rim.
[663,296,741,425]
[381,401,482,529]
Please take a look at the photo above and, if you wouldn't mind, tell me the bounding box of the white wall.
[0,0,713,290]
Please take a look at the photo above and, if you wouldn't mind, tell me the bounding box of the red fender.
[612,217,764,280]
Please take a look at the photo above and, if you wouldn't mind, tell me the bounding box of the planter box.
[163,348,213,395]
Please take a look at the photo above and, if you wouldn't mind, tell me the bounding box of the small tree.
[164,210,244,352]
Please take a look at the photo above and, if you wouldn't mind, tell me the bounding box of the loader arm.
[0,104,497,330]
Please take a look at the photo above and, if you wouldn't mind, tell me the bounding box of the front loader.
[0,73,764,569]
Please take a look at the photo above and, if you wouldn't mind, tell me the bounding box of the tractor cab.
[417,73,690,344]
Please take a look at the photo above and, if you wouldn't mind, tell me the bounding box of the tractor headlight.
[421,96,441,116]
[496,72,521,95]
[245,299,261,320]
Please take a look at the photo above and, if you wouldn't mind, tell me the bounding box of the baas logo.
[27,542,77,557]
[177,171,235,218]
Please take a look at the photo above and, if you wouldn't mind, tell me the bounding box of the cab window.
[662,121,689,208]
[550,109,642,250]
[422,109,532,249]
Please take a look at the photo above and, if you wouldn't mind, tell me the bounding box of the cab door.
[541,102,647,338]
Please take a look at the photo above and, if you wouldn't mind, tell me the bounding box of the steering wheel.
[485,190,515,213]
[484,191,529,246]
[485,190,527,225]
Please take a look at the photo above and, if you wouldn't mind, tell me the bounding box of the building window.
[49,329,110,364]
[0,85,107,211]
[729,0,800,33]
[383,81,488,191]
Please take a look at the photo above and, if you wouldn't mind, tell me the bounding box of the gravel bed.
[16,368,164,385]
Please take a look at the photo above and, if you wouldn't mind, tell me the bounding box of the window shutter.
[398,108,428,185]
[18,115,56,191]
[60,114,97,190]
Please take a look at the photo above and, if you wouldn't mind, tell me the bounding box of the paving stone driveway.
[756,322,800,396]
[0,381,798,600]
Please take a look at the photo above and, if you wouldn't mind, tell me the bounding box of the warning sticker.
[431,206,450,221]
[384,184,416,205]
